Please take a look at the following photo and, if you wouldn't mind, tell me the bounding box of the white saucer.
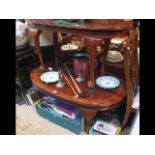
[110,37,125,44]
[40,71,59,83]
[61,43,78,51]
[96,76,120,89]
[106,50,123,63]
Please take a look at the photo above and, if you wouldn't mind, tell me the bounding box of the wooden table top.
[30,65,126,110]
[28,19,133,38]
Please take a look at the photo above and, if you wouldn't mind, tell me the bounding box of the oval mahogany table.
[27,19,135,132]
[30,65,126,132]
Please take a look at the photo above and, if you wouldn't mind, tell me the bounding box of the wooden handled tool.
[59,68,79,98]
[64,63,83,96]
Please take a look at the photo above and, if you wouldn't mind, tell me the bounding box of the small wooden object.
[60,68,79,98]
[64,63,83,96]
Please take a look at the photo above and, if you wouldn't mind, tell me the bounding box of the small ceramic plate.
[61,43,78,51]
[110,37,125,44]
[40,71,59,83]
[96,76,120,89]
[106,50,123,63]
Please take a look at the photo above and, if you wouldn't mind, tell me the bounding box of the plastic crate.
[36,102,82,134]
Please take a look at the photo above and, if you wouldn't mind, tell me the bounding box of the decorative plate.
[40,71,59,83]
[110,37,125,44]
[106,50,123,63]
[96,76,120,89]
[61,43,78,51]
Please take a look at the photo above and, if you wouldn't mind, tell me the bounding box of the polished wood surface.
[85,37,103,88]
[80,109,97,133]
[29,19,132,31]
[30,65,126,110]
[28,19,132,38]
[120,45,133,129]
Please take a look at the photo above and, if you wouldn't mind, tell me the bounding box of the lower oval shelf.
[30,67,126,110]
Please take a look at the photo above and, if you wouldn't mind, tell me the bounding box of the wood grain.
[30,65,126,110]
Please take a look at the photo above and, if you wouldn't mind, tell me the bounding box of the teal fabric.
[51,19,83,26]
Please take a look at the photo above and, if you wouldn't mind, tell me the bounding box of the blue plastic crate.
[36,102,82,134]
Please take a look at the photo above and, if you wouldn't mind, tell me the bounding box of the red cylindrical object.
[73,53,89,78]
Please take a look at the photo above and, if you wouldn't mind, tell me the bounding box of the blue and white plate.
[40,71,59,83]
[96,76,120,89]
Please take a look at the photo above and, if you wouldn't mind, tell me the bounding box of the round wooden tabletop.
[30,66,126,110]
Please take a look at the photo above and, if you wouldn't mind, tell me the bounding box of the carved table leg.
[100,39,110,75]
[31,29,45,71]
[85,37,102,91]
[130,29,139,91]
[120,43,133,129]
[80,108,97,133]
